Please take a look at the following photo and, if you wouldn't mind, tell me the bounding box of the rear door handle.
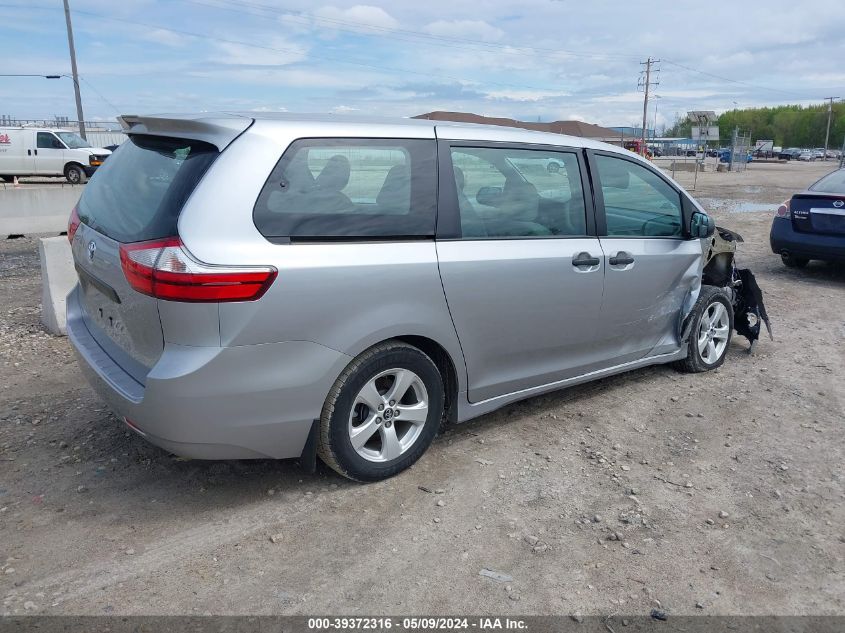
[572,253,601,267]
[609,252,635,266]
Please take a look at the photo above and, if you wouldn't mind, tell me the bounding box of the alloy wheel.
[697,301,730,365]
[347,368,429,462]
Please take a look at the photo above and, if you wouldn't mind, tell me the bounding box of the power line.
[660,59,806,99]
[2,2,841,103]
[23,4,585,94]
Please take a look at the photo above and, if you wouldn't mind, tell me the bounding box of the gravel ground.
[0,160,843,617]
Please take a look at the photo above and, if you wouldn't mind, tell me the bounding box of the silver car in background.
[67,113,727,481]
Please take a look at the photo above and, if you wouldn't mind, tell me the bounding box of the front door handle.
[27,149,31,156]
[572,253,601,267]
[609,252,635,266]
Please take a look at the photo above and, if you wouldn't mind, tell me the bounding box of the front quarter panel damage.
[702,226,773,351]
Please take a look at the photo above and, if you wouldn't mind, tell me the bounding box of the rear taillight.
[68,206,81,244]
[119,237,277,303]
[776,199,790,218]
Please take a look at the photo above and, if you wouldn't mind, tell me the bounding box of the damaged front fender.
[701,226,773,351]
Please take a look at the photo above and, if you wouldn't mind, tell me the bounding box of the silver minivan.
[67,113,729,481]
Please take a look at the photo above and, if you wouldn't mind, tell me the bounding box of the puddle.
[698,198,775,213]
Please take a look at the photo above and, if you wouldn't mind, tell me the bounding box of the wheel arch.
[392,335,460,426]
[64,160,85,173]
[340,333,463,427]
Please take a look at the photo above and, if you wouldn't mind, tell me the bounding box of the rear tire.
[65,163,87,185]
[317,340,445,482]
[781,253,809,268]
[674,286,734,373]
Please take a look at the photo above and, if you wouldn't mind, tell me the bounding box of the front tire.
[317,340,445,482]
[675,286,733,373]
[65,163,87,184]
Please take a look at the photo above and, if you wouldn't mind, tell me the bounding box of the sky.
[2,0,845,130]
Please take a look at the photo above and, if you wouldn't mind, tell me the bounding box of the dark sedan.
[770,168,845,267]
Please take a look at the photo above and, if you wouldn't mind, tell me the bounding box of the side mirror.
[690,211,715,238]
[476,186,503,207]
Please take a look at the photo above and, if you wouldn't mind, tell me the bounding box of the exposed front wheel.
[675,286,734,373]
[781,253,809,268]
[317,340,445,481]
[65,164,87,184]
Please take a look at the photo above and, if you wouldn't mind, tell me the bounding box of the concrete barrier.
[0,186,83,235]
[39,236,77,336]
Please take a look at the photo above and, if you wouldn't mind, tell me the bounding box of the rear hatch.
[71,134,219,384]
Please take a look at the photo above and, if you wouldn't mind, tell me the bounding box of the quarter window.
[254,139,437,240]
[595,155,683,237]
[448,147,587,238]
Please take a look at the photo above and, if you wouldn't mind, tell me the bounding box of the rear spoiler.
[117,113,253,151]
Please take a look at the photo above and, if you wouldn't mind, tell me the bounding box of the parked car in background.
[67,112,751,482]
[812,149,826,161]
[798,150,814,161]
[719,149,753,164]
[779,148,802,160]
[0,127,112,183]
[770,167,845,267]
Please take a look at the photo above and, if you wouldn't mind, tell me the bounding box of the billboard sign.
[691,126,719,141]
[754,139,774,152]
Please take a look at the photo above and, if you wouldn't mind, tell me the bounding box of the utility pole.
[638,58,660,157]
[823,97,839,161]
[63,0,86,140]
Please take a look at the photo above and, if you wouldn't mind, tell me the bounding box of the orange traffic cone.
[13,176,19,188]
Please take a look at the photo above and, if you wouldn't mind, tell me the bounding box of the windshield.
[809,169,845,194]
[55,131,91,149]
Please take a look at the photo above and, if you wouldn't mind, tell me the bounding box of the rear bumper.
[769,217,845,262]
[67,286,351,459]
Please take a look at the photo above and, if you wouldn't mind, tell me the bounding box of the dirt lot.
[1,161,843,617]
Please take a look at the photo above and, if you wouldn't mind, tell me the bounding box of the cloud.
[214,38,308,66]
[423,20,504,42]
[313,5,399,31]
[484,89,570,102]
[142,29,191,48]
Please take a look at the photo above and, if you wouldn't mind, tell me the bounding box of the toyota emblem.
[834,200,844,208]
[87,240,97,261]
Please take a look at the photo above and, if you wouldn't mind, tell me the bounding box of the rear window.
[808,169,845,194]
[253,138,437,240]
[76,135,217,243]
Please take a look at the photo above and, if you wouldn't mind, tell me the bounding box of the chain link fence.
[0,116,126,148]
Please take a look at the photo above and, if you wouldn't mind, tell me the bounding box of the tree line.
[666,103,845,148]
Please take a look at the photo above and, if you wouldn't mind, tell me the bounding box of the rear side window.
[76,135,217,243]
[253,138,437,240]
